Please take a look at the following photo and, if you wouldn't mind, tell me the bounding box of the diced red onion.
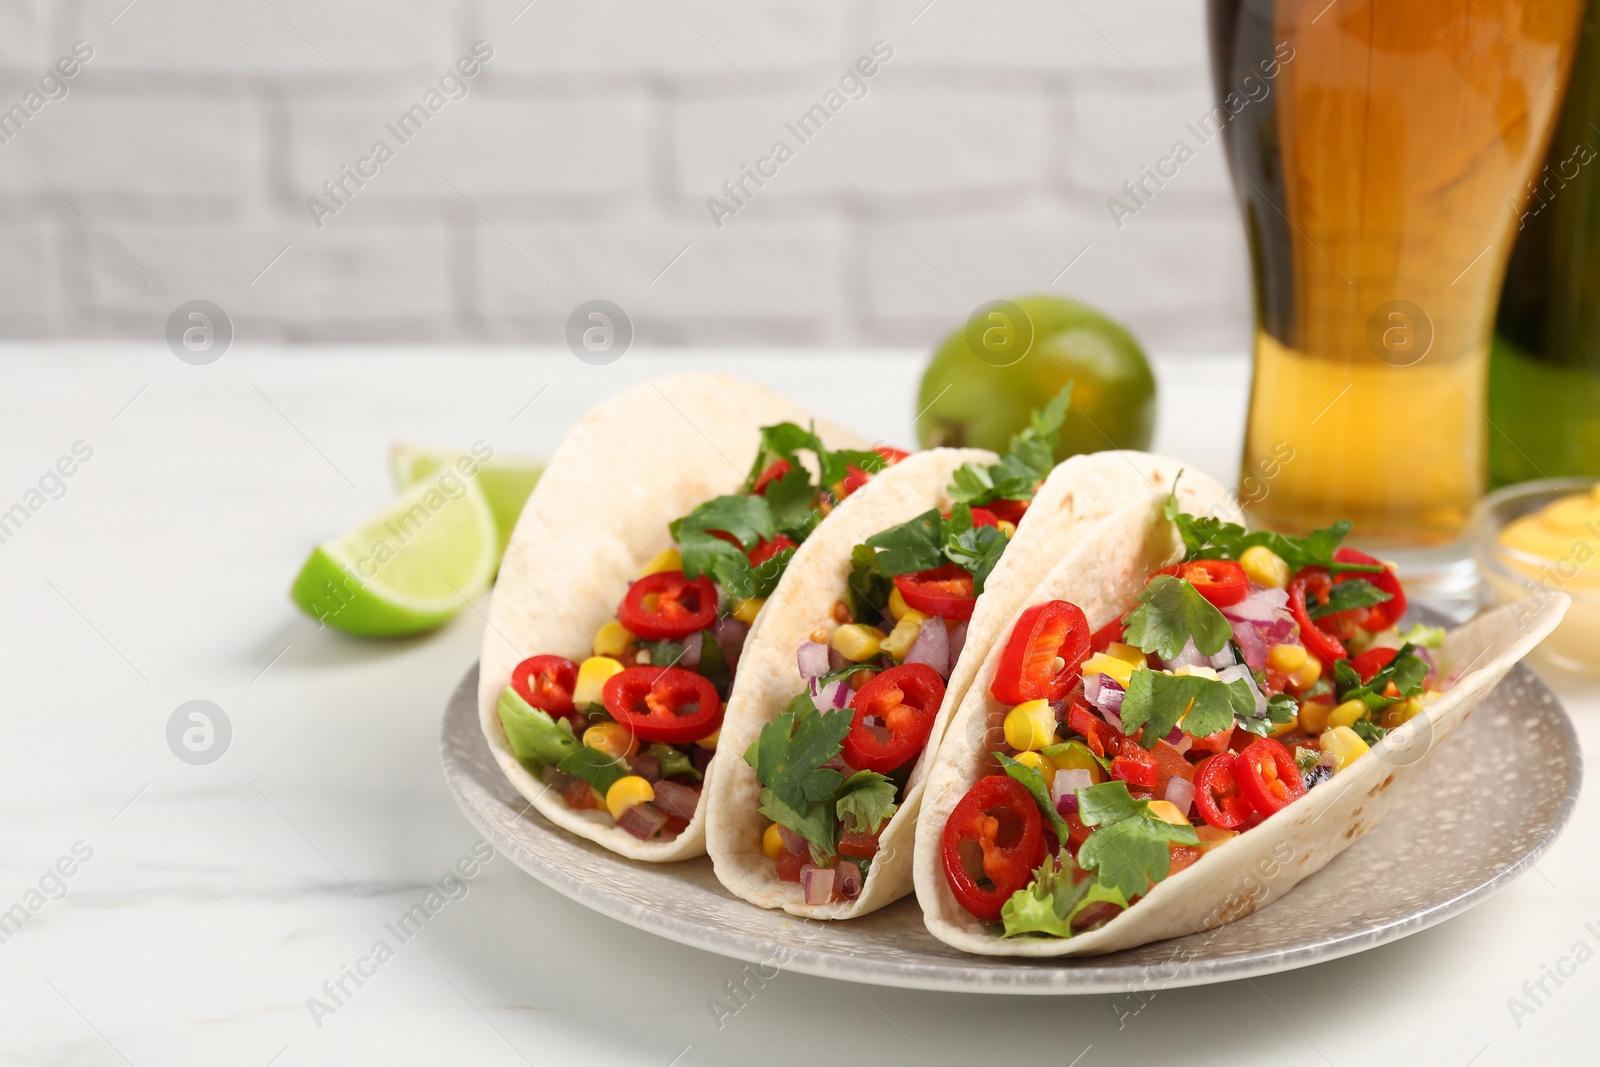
[629,753,662,782]
[1084,672,1102,704]
[1164,777,1195,816]
[1222,586,1288,622]
[712,617,749,674]
[1092,676,1125,718]
[1050,768,1092,805]
[1231,619,1267,671]
[1056,793,1079,817]
[1164,726,1184,744]
[837,863,863,900]
[797,641,831,680]
[947,620,968,667]
[1254,610,1298,648]
[779,825,808,855]
[691,746,714,774]
[810,677,849,710]
[1166,637,1208,670]
[616,802,668,840]
[1208,643,1238,670]
[679,631,703,670]
[800,864,836,905]
[652,779,700,820]
[1171,734,1193,755]
[905,616,950,677]
[1072,900,1121,931]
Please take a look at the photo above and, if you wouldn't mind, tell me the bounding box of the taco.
[914,486,1569,955]
[478,374,905,862]
[707,400,1231,917]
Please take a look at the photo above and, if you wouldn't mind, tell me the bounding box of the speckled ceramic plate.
[441,616,1580,994]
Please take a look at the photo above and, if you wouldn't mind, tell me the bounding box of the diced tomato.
[1067,699,1116,759]
[1349,646,1398,683]
[776,849,807,882]
[1111,753,1157,789]
[838,829,880,860]
[838,446,910,498]
[1150,739,1197,798]
[986,497,1031,525]
[1189,726,1233,755]
[944,507,1000,529]
[1168,845,1203,878]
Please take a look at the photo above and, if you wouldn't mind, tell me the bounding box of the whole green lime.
[916,295,1157,460]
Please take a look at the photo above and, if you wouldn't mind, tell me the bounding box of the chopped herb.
[1118,665,1257,749]
[1163,491,1382,577]
[836,770,899,834]
[1234,691,1300,738]
[557,745,628,796]
[1123,574,1234,661]
[844,542,898,630]
[1307,577,1393,620]
[948,389,1073,508]
[646,742,702,782]
[864,508,945,576]
[1334,642,1429,711]
[1075,781,1199,901]
[1000,852,1129,939]
[1351,720,1388,746]
[998,752,1073,843]
[745,691,856,861]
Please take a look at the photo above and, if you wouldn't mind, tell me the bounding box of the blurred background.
[0,0,1247,350]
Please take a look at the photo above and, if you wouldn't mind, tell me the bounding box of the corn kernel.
[1081,652,1135,687]
[696,727,720,750]
[1106,642,1148,668]
[1380,699,1422,731]
[572,655,625,707]
[880,610,928,661]
[1328,699,1367,730]
[584,722,638,761]
[1240,545,1291,589]
[1298,700,1332,735]
[732,597,765,624]
[997,520,1018,538]
[1146,800,1189,826]
[1195,825,1238,852]
[1290,657,1322,689]
[605,775,655,819]
[888,587,912,621]
[1266,643,1308,674]
[1045,744,1108,783]
[1270,716,1299,738]
[832,623,887,662]
[638,548,682,577]
[592,620,634,658]
[1004,699,1057,752]
[1012,750,1049,775]
[1319,726,1369,772]
[762,822,785,860]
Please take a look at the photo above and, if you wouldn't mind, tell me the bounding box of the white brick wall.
[0,0,1252,352]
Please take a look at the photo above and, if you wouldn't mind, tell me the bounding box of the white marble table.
[1,346,1594,1066]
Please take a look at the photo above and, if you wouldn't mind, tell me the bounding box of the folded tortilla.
[913,489,1571,955]
[707,450,1231,918]
[478,374,872,862]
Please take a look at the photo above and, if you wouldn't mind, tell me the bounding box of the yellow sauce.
[1498,484,1600,590]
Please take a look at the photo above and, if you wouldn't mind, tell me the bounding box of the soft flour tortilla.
[707,448,994,917]
[913,491,1571,956]
[706,449,1228,918]
[478,374,872,862]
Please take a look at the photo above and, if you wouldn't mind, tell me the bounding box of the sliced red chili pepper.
[1349,646,1398,684]
[1175,559,1250,608]
[1194,753,1253,829]
[986,497,1032,525]
[941,775,1044,922]
[752,459,793,495]
[1089,613,1127,654]
[840,662,945,774]
[510,655,579,718]
[1334,547,1407,632]
[838,446,910,497]
[601,666,722,744]
[1111,752,1157,789]
[747,533,798,568]
[1289,568,1348,669]
[1233,737,1306,818]
[838,829,880,859]
[1067,698,1115,759]
[990,600,1091,705]
[894,563,978,620]
[617,570,719,640]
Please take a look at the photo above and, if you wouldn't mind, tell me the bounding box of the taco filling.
[941,493,1450,937]
[494,423,907,842]
[744,398,1073,902]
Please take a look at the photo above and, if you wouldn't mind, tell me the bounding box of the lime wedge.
[389,443,544,560]
[291,467,498,636]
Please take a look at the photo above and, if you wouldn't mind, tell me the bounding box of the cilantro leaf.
[557,745,628,796]
[864,508,945,576]
[819,449,891,493]
[1040,739,1111,774]
[673,494,775,551]
[497,687,581,773]
[746,422,824,477]
[1334,642,1429,711]
[1162,492,1381,577]
[844,543,897,630]
[1118,666,1255,749]
[763,464,822,540]
[1001,854,1129,939]
[1308,577,1392,620]
[1123,575,1234,660]
[943,506,1008,594]
[645,742,702,782]
[836,770,899,834]
[757,788,837,860]
[947,389,1072,508]
[998,753,1074,843]
[1076,781,1199,900]
[1351,720,1388,746]
[744,702,853,810]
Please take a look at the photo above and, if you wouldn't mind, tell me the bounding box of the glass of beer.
[1207,0,1582,570]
